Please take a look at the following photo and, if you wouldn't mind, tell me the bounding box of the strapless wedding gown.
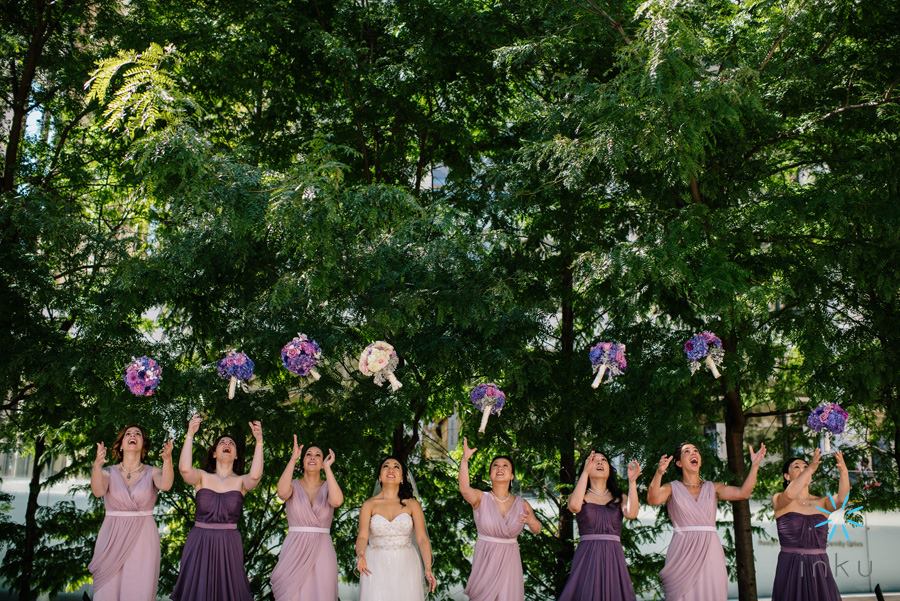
[359,512,425,601]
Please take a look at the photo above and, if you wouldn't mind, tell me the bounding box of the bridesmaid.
[459,438,541,601]
[771,448,849,601]
[171,415,264,601]
[648,441,766,601]
[89,424,174,601]
[559,450,641,601]
[270,436,344,601]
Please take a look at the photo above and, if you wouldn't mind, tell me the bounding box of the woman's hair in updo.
[781,457,805,490]
[378,456,414,506]
[489,455,516,479]
[204,434,246,474]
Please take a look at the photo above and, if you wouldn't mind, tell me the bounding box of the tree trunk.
[2,2,49,194]
[17,435,45,601]
[723,335,757,601]
[554,259,576,594]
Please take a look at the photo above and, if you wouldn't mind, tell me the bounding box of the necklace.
[588,487,610,497]
[683,479,704,488]
[490,490,512,503]
[120,463,143,481]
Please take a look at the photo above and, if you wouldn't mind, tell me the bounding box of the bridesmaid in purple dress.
[459,438,542,601]
[171,415,264,601]
[559,450,642,601]
[648,441,766,601]
[270,436,344,601]
[771,447,849,601]
[89,424,174,601]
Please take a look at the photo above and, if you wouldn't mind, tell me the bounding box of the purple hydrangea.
[684,334,709,361]
[589,341,627,372]
[281,334,321,377]
[124,356,162,397]
[470,383,506,416]
[807,403,849,435]
[217,351,255,382]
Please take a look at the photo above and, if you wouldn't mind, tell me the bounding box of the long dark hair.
[489,455,516,479]
[112,424,149,463]
[378,455,414,506]
[581,450,624,506]
[204,434,246,474]
[782,457,806,490]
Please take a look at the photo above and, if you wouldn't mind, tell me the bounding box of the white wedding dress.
[359,512,425,601]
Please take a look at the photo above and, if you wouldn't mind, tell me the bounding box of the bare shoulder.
[405,498,423,511]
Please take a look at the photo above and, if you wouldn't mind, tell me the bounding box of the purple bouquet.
[281,334,322,381]
[470,383,506,433]
[589,341,627,388]
[217,351,255,399]
[124,356,162,397]
[684,331,724,379]
[807,402,849,453]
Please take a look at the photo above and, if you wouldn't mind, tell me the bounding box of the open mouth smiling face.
[380,459,403,484]
[305,447,323,469]
[680,445,702,470]
[216,437,237,459]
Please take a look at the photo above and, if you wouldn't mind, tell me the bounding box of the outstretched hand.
[249,420,263,442]
[290,435,304,462]
[627,459,642,482]
[834,450,847,472]
[582,451,596,474]
[160,440,174,461]
[187,414,202,436]
[749,443,767,465]
[324,448,336,468]
[94,442,107,467]
[462,437,477,461]
[656,454,673,475]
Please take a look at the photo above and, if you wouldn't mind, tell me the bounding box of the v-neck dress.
[465,491,527,601]
[89,466,160,601]
[271,481,338,600]
[659,481,727,600]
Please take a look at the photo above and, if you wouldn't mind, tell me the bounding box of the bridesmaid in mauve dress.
[771,447,849,601]
[648,441,767,601]
[270,436,344,601]
[89,424,174,601]
[458,438,542,601]
[559,450,642,601]
[171,415,265,601]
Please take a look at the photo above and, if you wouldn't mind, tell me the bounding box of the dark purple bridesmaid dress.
[558,502,637,601]
[771,512,841,601]
[171,489,252,601]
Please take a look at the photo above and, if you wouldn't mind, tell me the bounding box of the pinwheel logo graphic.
[815,493,864,541]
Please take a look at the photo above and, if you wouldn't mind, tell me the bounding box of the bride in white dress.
[355,456,437,600]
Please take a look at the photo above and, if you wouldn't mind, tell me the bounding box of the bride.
[355,456,437,600]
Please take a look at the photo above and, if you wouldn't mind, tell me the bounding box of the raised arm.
[242,420,264,492]
[521,500,542,534]
[410,500,437,592]
[179,415,204,487]
[90,442,109,498]
[568,451,594,514]
[624,459,642,519]
[717,443,767,501]
[277,435,302,501]
[355,500,373,576]
[774,448,820,511]
[323,448,345,508]
[153,439,175,492]
[832,451,851,508]
[458,437,482,508]
[647,454,673,506]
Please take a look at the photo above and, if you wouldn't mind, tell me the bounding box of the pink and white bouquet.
[684,331,724,379]
[359,341,402,391]
[124,356,162,397]
[281,333,322,381]
[589,342,627,388]
[217,351,255,399]
[807,402,849,454]
[470,383,506,433]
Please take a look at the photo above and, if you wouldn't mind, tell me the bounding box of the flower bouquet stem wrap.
[281,333,322,382]
[470,383,506,433]
[359,341,402,391]
[217,351,255,399]
[807,402,848,455]
[684,331,724,379]
[588,342,627,388]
